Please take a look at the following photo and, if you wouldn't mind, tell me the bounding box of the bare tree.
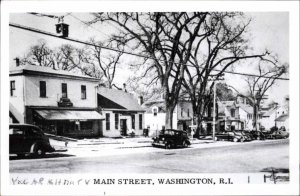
[85,39,124,88]
[230,61,288,130]
[181,12,282,136]
[22,39,55,68]
[89,12,209,128]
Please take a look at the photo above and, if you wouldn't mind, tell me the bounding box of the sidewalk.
[49,134,288,158]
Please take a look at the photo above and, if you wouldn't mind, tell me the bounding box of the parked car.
[245,130,266,140]
[152,129,191,149]
[267,129,289,139]
[9,124,55,157]
[215,130,252,142]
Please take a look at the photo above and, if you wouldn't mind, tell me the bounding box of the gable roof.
[98,87,144,112]
[238,104,253,114]
[275,114,289,122]
[142,99,166,113]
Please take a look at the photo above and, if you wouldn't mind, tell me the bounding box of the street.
[10,139,289,173]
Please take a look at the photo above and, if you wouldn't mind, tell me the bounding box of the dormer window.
[152,107,158,116]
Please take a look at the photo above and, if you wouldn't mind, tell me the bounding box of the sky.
[9,12,289,104]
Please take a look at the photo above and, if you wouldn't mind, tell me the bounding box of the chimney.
[14,58,20,67]
[138,96,143,105]
[123,83,127,92]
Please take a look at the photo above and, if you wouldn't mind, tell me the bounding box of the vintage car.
[267,129,289,139]
[152,129,191,149]
[215,130,252,142]
[9,124,55,157]
[245,130,266,140]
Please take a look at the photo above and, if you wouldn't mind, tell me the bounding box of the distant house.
[260,100,289,131]
[97,87,145,137]
[9,64,104,138]
[142,99,191,135]
[275,114,289,130]
[142,99,215,136]
[218,98,262,131]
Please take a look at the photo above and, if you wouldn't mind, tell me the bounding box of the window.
[181,108,183,117]
[40,81,46,97]
[153,107,158,116]
[230,109,235,117]
[139,114,143,130]
[187,109,190,117]
[81,85,86,99]
[115,113,119,129]
[61,83,68,98]
[106,113,110,130]
[132,115,135,129]
[10,81,15,96]
[81,121,93,130]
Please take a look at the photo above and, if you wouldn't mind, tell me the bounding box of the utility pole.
[209,74,224,142]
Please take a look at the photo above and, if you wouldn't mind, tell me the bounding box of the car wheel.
[233,138,238,142]
[183,141,189,148]
[34,146,45,157]
[165,142,172,150]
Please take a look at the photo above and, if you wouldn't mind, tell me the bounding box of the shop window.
[139,114,143,130]
[62,83,68,98]
[81,85,86,99]
[106,113,110,130]
[10,80,15,96]
[132,115,135,129]
[40,81,46,97]
[115,113,119,129]
[81,121,93,130]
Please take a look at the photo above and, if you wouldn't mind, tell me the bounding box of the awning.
[35,110,104,120]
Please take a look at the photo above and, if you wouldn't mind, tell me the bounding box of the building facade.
[9,65,104,138]
[97,87,145,137]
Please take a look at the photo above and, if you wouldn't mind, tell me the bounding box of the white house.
[9,64,104,138]
[97,87,145,137]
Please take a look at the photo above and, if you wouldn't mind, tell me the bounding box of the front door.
[120,119,127,136]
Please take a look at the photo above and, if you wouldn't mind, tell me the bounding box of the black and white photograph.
[1,1,299,196]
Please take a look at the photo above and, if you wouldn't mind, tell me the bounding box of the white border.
[1,1,299,195]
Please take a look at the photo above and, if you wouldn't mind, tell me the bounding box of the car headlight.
[162,138,165,141]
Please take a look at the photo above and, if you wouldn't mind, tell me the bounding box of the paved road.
[10,140,289,173]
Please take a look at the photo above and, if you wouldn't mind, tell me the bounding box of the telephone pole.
[209,74,224,142]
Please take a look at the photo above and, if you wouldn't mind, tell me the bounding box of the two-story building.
[142,99,216,136]
[9,64,104,138]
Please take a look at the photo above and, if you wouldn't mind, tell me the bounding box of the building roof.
[238,104,253,114]
[9,65,100,82]
[275,114,289,122]
[261,107,278,117]
[98,87,144,112]
[142,100,166,113]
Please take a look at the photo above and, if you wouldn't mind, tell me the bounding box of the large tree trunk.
[165,106,174,129]
[252,104,258,131]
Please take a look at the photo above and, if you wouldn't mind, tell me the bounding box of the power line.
[68,13,111,39]
[9,22,289,81]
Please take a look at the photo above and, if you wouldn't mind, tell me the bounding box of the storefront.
[32,109,104,138]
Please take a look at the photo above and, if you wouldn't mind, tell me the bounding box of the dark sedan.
[152,129,191,149]
[9,124,55,157]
